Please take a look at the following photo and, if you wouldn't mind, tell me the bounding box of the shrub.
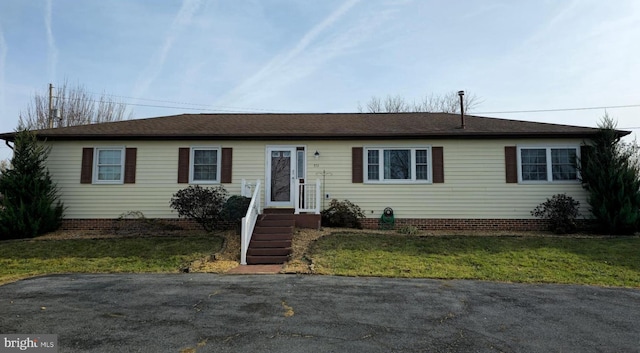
[222,195,251,230]
[170,185,228,232]
[111,211,182,235]
[531,194,580,234]
[0,130,64,239]
[580,115,640,234]
[321,199,365,228]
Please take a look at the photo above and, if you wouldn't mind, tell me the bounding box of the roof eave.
[3,130,617,141]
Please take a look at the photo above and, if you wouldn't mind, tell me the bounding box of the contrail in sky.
[132,0,202,98]
[0,27,7,116]
[219,0,361,104]
[45,0,58,81]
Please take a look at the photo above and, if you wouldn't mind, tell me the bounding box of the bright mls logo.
[0,335,57,353]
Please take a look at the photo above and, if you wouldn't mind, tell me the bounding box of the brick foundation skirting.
[62,217,589,232]
[60,215,321,231]
[61,218,203,231]
[362,218,553,231]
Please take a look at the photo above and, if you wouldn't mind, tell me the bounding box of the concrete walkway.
[0,274,638,352]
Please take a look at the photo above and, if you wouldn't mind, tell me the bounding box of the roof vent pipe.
[458,90,465,129]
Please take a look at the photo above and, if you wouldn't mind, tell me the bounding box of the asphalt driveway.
[0,274,638,352]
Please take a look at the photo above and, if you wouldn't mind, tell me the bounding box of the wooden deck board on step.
[251,233,293,241]
[247,209,295,265]
[249,240,291,248]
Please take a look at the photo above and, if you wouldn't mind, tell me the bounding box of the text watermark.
[0,335,57,353]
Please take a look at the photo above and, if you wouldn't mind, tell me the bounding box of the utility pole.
[458,90,465,129]
[48,83,54,129]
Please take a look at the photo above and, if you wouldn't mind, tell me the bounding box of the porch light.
[314,150,320,159]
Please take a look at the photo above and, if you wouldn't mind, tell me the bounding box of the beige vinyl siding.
[47,140,265,219]
[46,138,588,220]
[306,139,588,219]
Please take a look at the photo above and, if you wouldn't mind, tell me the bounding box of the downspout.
[5,140,13,151]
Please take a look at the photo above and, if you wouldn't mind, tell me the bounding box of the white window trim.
[296,149,306,180]
[93,147,125,184]
[189,146,221,184]
[364,146,433,184]
[516,145,581,184]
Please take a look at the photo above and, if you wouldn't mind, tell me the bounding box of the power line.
[57,96,300,114]
[476,104,640,115]
[83,91,299,113]
[66,88,640,116]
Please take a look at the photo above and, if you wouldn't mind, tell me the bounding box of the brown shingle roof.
[0,112,627,141]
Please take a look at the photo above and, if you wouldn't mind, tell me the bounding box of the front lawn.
[0,235,223,284]
[308,233,640,287]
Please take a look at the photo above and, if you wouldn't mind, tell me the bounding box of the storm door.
[266,147,297,207]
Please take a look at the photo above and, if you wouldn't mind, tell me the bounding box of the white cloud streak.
[0,27,6,117]
[218,0,363,105]
[45,0,58,81]
[132,0,202,98]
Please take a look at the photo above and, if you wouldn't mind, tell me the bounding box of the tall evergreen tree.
[580,115,640,234]
[0,130,64,239]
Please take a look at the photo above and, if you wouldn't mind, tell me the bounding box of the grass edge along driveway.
[308,233,640,288]
[0,235,224,285]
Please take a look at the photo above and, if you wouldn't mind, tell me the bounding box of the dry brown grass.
[189,230,241,273]
[38,225,574,276]
[34,228,239,274]
[282,228,332,273]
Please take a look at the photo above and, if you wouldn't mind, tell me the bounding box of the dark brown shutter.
[432,147,444,183]
[505,146,518,183]
[352,147,363,183]
[124,148,137,184]
[178,148,190,183]
[80,148,93,184]
[221,148,232,183]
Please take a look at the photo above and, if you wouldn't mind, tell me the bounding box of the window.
[367,150,379,180]
[190,147,220,183]
[551,148,578,180]
[365,147,431,183]
[518,146,579,182]
[297,150,305,179]
[94,148,124,183]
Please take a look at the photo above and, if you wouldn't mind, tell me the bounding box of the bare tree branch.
[359,91,481,114]
[18,80,133,129]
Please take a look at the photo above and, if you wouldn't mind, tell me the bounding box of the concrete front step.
[247,255,290,264]
[247,247,292,256]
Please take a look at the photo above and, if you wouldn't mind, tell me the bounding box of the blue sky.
[0,0,639,159]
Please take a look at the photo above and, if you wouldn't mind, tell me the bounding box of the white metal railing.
[241,179,257,198]
[240,179,261,265]
[294,179,321,215]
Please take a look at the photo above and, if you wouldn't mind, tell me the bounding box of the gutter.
[12,132,618,141]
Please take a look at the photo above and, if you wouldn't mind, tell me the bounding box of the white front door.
[266,146,297,207]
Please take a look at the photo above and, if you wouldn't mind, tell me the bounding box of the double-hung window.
[365,147,431,183]
[518,146,579,182]
[190,147,220,183]
[94,147,124,184]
